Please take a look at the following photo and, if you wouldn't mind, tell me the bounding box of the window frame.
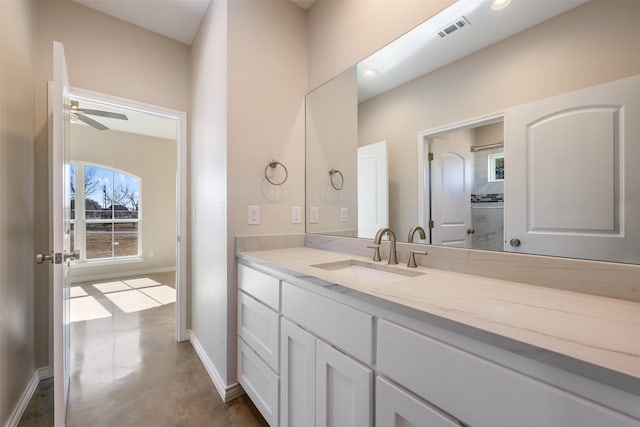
[487,152,505,183]
[71,161,142,263]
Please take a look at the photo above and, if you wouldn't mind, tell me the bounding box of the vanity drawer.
[238,338,279,427]
[238,290,279,372]
[281,281,373,365]
[377,319,640,427]
[238,264,280,310]
[376,376,463,427]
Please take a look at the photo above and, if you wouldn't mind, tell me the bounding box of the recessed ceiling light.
[363,69,378,79]
[490,0,512,11]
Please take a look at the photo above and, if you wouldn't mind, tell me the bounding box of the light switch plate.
[309,207,319,224]
[291,207,301,224]
[340,207,348,222]
[248,205,260,225]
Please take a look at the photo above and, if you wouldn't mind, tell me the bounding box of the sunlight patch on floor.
[70,277,176,322]
[93,281,131,293]
[138,285,176,305]
[124,277,162,289]
[104,289,162,313]
[70,296,112,322]
[70,286,88,298]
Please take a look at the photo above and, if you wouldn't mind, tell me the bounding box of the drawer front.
[238,338,279,427]
[238,264,280,310]
[281,281,373,365]
[377,319,640,427]
[238,290,279,372]
[376,376,462,427]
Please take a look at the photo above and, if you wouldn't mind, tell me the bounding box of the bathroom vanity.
[236,246,640,427]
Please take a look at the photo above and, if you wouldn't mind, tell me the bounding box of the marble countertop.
[237,247,640,382]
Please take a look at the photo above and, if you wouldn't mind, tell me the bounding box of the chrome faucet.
[408,226,426,243]
[373,228,398,265]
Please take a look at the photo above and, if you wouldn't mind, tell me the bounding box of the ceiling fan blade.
[76,109,128,121]
[74,113,109,131]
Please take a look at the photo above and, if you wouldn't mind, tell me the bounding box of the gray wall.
[0,0,36,424]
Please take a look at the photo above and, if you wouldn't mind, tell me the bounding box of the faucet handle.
[367,244,382,262]
[407,250,428,268]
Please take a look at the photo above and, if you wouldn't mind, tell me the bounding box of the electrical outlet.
[248,205,260,225]
[309,207,319,224]
[340,207,348,223]
[291,207,301,224]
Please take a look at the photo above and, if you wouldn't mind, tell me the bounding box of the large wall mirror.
[305,0,640,264]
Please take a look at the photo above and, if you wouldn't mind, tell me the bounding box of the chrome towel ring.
[265,160,288,185]
[329,169,344,190]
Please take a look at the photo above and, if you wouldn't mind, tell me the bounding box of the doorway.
[66,88,187,341]
[418,115,505,251]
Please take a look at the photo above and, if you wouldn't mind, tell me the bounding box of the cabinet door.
[281,319,316,427]
[376,377,462,427]
[316,340,373,427]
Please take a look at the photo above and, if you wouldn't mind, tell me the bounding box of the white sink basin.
[311,259,424,285]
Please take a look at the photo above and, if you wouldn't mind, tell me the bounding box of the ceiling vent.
[437,17,470,38]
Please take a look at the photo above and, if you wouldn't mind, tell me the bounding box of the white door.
[281,319,316,427]
[504,74,640,263]
[357,140,388,238]
[315,339,373,427]
[52,40,73,427]
[430,138,473,247]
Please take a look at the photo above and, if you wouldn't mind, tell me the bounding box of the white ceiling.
[70,97,178,140]
[72,0,315,46]
[357,0,589,101]
[71,0,212,45]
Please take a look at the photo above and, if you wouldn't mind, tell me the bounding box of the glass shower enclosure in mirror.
[305,0,640,264]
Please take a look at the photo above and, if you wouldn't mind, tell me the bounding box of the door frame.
[69,87,189,341]
[417,112,504,242]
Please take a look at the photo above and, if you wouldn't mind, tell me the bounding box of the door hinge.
[428,152,434,161]
[428,220,435,229]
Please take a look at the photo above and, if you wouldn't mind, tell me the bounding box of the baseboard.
[188,330,244,403]
[38,366,52,380]
[5,367,45,427]
[70,266,176,284]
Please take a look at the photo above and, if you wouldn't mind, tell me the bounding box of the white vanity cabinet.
[237,264,281,426]
[237,261,640,427]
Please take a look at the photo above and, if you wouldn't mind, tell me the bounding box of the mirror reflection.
[305,0,640,264]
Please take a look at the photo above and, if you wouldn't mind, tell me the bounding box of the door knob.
[64,250,80,262]
[509,238,521,247]
[36,252,53,264]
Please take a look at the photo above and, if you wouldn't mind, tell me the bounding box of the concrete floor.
[18,272,267,426]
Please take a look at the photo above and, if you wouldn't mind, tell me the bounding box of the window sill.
[71,256,144,269]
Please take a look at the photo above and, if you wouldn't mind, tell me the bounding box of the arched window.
[70,162,141,261]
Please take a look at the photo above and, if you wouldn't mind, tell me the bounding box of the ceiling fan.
[69,100,128,131]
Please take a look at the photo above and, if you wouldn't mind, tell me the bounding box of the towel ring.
[329,169,344,190]
[265,160,288,186]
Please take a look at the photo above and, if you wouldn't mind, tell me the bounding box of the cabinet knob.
[509,238,521,247]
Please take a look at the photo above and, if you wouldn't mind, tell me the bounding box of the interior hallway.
[18,272,267,426]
